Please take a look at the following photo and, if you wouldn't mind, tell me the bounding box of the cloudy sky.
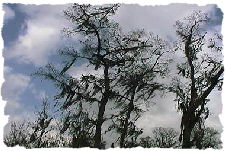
[2,3,223,139]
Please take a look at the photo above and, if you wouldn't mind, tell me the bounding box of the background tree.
[152,127,179,148]
[170,11,223,148]
[191,125,222,149]
[60,106,95,148]
[28,98,54,148]
[201,127,222,149]
[139,136,155,148]
[4,121,29,147]
[140,127,179,148]
[4,98,59,148]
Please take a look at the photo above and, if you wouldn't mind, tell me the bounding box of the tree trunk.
[182,126,192,148]
[94,65,110,149]
[120,87,136,148]
[181,111,195,149]
[181,67,224,149]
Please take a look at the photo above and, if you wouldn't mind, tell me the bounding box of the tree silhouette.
[60,106,95,148]
[152,127,179,148]
[170,11,223,148]
[4,98,56,148]
[35,3,155,148]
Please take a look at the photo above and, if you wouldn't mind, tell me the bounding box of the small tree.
[170,11,223,148]
[28,98,53,148]
[139,136,155,148]
[152,127,179,148]
[191,125,222,149]
[4,121,29,147]
[140,127,179,148]
[4,98,57,148]
[201,127,222,149]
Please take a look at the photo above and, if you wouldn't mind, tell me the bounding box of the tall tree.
[110,32,169,147]
[35,3,153,148]
[170,11,223,148]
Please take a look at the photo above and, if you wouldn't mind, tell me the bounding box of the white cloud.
[5,21,60,66]
[3,66,12,74]
[2,66,31,119]
[4,4,70,67]
[205,91,223,131]
[2,71,30,101]
[29,82,47,100]
[3,5,15,21]
[4,4,219,67]
[115,4,218,40]
[2,66,39,134]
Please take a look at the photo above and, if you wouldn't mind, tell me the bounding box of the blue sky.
[2,3,223,136]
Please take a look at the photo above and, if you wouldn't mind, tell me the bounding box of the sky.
[1,3,223,142]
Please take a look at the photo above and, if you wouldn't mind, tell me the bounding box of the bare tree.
[28,98,53,148]
[140,127,179,148]
[4,121,29,147]
[170,11,223,148]
[152,127,179,148]
[139,136,155,148]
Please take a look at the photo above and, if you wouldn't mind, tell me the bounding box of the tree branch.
[195,66,224,108]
